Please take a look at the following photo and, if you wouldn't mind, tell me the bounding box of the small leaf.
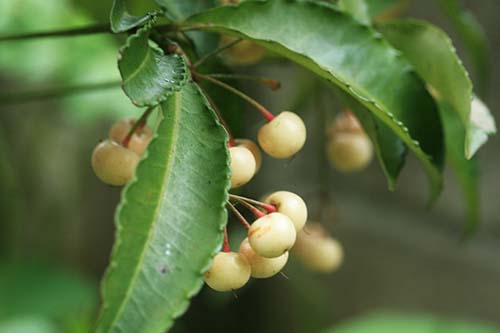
[109,0,155,33]
[338,0,371,25]
[118,21,188,107]
[437,0,490,96]
[468,96,496,158]
[95,82,230,333]
[187,0,444,198]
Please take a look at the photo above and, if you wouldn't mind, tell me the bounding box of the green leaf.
[186,0,444,198]
[338,0,370,25]
[110,0,155,33]
[378,19,495,158]
[437,0,490,96]
[325,311,500,333]
[378,19,496,228]
[118,21,188,107]
[95,82,230,333]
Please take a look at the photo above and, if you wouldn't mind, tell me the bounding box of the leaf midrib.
[122,45,155,85]
[105,92,181,332]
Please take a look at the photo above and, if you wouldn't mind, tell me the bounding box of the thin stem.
[0,81,120,106]
[193,72,275,121]
[223,227,231,252]
[192,38,242,68]
[227,202,251,230]
[0,24,111,42]
[197,85,236,146]
[122,106,156,147]
[229,194,276,213]
[207,73,281,91]
[232,198,265,218]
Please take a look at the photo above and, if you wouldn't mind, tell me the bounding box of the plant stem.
[122,106,156,147]
[232,198,265,218]
[227,202,251,230]
[229,194,276,213]
[223,227,231,252]
[193,72,275,121]
[0,81,120,106]
[197,85,236,146]
[207,73,281,91]
[192,38,242,68]
[0,24,111,42]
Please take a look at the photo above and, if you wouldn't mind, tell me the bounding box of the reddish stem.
[223,227,231,252]
[227,202,251,230]
[122,106,155,147]
[229,194,277,213]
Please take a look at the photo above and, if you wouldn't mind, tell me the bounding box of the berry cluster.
[91,117,152,186]
[327,111,373,173]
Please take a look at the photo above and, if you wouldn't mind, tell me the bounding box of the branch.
[0,24,111,42]
[0,81,121,106]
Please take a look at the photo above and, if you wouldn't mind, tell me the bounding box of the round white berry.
[258,111,306,158]
[264,191,308,231]
[204,252,251,292]
[91,140,139,186]
[229,146,256,188]
[235,138,262,171]
[327,132,373,172]
[293,223,344,273]
[239,237,288,278]
[248,212,296,258]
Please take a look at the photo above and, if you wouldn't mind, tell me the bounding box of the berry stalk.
[193,72,275,121]
[122,106,155,148]
[229,194,277,213]
[227,202,251,230]
[192,38,243,68]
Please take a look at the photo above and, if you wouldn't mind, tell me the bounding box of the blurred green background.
[0,1,499,333]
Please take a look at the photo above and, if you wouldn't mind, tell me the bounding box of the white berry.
[264,191,307,231]
[258,111,306,158]
[229,146,256,189]
[293,223,344,273]
[248,212,296,258]
[327,133,373,172]
[235,138,262,171]
[204,252,251,292]
[239,237,288,278]
[109,118,152,156]
[91,140,139,186]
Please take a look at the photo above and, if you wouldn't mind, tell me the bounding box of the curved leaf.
[378,19,496,228]
[437,0,490,96]
[110,0,155,33]
[118,21,188,107]
[378,19,495,158]
[95,82,230,333]
[186,0,444,198]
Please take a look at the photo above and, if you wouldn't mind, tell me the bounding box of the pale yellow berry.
[258,111,306,159]
[204,252,251,292]
[91,140,139,186]
[248,212,296,258]
[235,138,262,171]
[293,223,344,273]
[239,238,288,278]
[219,35,266,66]
[229,146,256,188]
[264,191,307,231]
[327,132,373,172]
[109,118,152,156]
